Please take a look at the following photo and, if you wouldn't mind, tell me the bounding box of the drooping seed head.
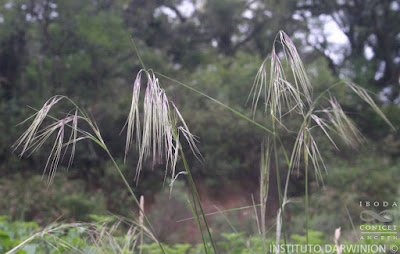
[125,70,202,185]
[346,82,395,130]
[326,97,363,148]
[248,31,312,120]
[13,96,64,156]
[124,70,143,161]
[13,97,83,185]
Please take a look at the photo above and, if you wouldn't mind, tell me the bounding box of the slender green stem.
[19,107,166,252]
[103,148,166,254]
[179,146,217,253]
[272,125,288,254]
[169,125,212,253]
[75,106,165,250]
[187,199,209,254]
[139,195,144,254]
[304,127,311,254]
[156,72,294,253]
[260,141,269,254]
[305,163,309,250]
[177,204,261,222]
[130,41,215,252]
[214,206,238,234]
[157,73,274,135]
[130,37,146,70]
[185,162,209,253]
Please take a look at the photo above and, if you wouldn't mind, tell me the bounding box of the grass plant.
[11,31,395,253]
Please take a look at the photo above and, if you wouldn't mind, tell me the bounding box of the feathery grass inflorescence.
[289,125,327,183]
[248,31,394,181]
[13,96,81,185]
[13,67,203,254]
[125,70,143,161]
[279,32,312,106]
[124,69,202,186]
[248,31,312,120]
[84,219,146,253]
[13,96,64,156]
[245,31,396,251]
[12,30,396,254]
[345,82,395,130]
[5,218,147,254]
[323,97,363,148]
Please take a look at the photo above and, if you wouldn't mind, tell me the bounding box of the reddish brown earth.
[146,178,281,243]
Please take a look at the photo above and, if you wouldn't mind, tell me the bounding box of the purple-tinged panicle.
[13,95,64,156]
[13,96,84,185]
[326,97,363,148]
[125,70,202,185]
[249,32,312,120]
[125,70,143,162]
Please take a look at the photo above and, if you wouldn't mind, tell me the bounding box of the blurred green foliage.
[1,216,399,253]
[0,173,107,223]
[0,0,399,248]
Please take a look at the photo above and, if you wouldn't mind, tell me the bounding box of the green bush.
[0,173,107,224]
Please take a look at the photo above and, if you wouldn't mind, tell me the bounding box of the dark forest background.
[0,0,399,244]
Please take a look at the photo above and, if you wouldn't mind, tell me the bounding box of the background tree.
[298,0,400,102]
[0,0,398,241]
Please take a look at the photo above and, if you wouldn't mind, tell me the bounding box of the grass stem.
[179,145,218,253]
